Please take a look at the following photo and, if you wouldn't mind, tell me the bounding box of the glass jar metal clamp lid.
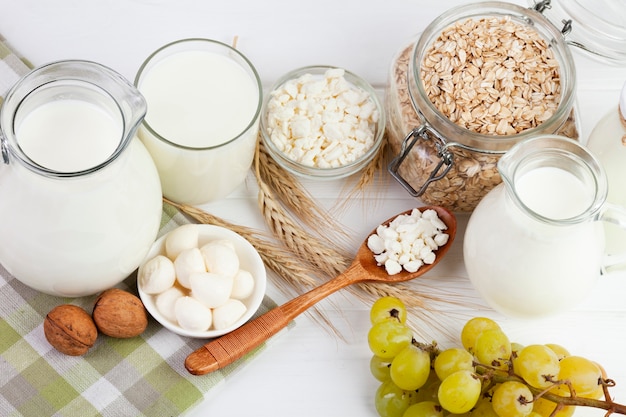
[386,0,626,212]
[532,0,626,65]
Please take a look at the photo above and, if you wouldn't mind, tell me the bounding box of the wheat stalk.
[254,139,469,316]
[164,199,318,289]
[165,197,466,342]
[164,198,348,339]
[331,136,390,219]
[257,181,351,276]
[257,141,349,243]
[354,282,428,308]
[169,136,469,339]
[254,144,352,278]
[165,199,349,298]
[255,144,465,316]
[347,135,388,195]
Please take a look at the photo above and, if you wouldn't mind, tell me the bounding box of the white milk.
[514,166,595,219]
[464,166,603,317]
[0,99,162,297]
[137,48,260,205]
[17,99,121,171]
[587,107,626,255]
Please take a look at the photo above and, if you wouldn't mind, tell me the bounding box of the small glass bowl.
[260,65,386,180]
[137,224,267,339]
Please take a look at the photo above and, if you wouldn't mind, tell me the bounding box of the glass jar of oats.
[387,0,625,212]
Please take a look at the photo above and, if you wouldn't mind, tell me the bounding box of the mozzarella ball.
[212,299,247,330]
[138,255,176,295]
[231,269,255,300]
[189,272,233,308]
[211,239,236,251]
[200,241,240,278]
[175,296,212,332]
[155,286,185,323]
[174,247,206,288]
[165,224,199,259]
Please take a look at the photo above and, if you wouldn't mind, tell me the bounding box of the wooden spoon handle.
[185,266,360,375]
[185,306,290,375]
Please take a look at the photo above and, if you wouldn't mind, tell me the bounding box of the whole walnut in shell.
[44,304,98,356]
[92,288,148,338]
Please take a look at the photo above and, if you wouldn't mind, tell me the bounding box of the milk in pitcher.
[0,97,162,296]
[464,166,603,317]
[17,99,121,171]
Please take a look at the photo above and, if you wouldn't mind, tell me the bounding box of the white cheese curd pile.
[367,209,449,275]
[138,225,255,332]
[265,68,379,168]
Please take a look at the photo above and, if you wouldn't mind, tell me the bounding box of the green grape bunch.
[367,296,626,417]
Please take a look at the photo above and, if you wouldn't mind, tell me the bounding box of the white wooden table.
[2,0,625,415]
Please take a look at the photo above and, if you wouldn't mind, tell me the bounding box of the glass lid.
[531,0,626,65]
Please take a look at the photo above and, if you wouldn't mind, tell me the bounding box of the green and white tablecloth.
[0,36,30,104]
[0,39,282,417]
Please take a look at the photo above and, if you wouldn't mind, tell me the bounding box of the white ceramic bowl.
[137,224,267,338]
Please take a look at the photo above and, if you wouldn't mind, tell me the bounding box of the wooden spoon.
[185,205,456,375]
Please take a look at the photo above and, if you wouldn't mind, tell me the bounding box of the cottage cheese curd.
[367,208,449,275]
[265,68,379,169]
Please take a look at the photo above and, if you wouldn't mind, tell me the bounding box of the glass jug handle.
[0,131,8,164]
[599,202,626,272]
[93,64,147,140]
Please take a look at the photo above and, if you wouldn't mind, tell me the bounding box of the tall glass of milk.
[134,38,262,205]
[0,60,163,297]
[464,135,626,318]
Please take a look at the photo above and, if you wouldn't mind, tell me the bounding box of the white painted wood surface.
[1,1,625,415]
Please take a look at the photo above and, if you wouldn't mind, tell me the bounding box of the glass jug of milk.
[0,60,163,297]
[464,135,626,318]
[586,82,626,256]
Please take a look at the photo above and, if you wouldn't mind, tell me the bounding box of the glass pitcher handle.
[388,125,454,198]
[599,202,626,272]
[0,131,8,164]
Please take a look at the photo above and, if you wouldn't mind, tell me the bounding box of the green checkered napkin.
[0,39,283,417]
[0,37,31,105]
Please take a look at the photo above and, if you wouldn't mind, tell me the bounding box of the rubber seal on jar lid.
[531,0,626,65]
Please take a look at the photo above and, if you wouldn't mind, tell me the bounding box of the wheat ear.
[164,199,317,289]
[257,140,350,247]
[254,144,351,277]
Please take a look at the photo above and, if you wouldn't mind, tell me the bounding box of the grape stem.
[412,340,626,415]
[480,364,626,416]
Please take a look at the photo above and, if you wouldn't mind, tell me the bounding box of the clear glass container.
[135,38,262,205]
[587,82,626,256]
[534,0,626,66]
[386,0,625,212]
[260,65,385,180]
[465,135,626,317]
[0,61,163,297]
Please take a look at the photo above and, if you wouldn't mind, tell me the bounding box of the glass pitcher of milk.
[464,135,626,318]
[0,60,163,297]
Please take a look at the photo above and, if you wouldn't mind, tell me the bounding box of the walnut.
[92,288,148,338]
[44,304,98,356]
